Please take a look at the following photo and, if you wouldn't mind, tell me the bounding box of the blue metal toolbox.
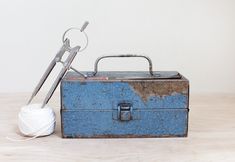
[60,55,189,138]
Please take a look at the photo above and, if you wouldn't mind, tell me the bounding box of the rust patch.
[128,81,189,101]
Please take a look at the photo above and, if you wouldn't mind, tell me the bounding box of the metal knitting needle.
[41,45,80,108]
[27,39,70,105]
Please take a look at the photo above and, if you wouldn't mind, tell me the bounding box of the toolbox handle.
[92,54,154,76]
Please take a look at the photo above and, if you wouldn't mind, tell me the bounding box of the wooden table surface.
[0,93,234,162]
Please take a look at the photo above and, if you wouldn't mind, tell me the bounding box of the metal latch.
[118,103,132,121]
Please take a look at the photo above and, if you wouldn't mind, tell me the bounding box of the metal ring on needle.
[62,25,89,52]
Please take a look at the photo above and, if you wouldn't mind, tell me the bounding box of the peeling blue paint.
[61,109,188,138]
[62,82,188,109]
[61,72,189,138]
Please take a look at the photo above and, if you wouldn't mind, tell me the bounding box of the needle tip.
[80,21,89,32]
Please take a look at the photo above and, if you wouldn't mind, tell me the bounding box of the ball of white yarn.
[18,103,56,137]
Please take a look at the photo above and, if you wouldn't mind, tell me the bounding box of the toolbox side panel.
[61,109,188,138]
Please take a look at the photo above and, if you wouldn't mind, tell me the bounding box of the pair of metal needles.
[27,21,89,108]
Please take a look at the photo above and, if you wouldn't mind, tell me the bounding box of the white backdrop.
[0,0,234,93]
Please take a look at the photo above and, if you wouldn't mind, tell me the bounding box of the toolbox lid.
[64,55,186,81]
[64,71,183,81]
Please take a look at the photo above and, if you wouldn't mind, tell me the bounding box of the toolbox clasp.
[118,103,132,121]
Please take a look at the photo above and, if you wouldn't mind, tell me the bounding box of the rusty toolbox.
[60,55,189,138]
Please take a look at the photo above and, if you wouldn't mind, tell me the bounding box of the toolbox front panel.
[61,78,189,138]
[61,108,188,138]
